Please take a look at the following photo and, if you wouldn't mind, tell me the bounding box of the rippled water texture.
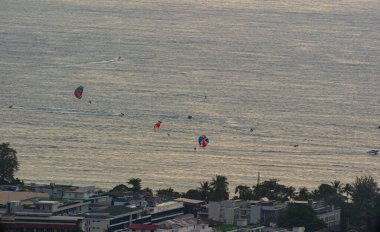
[0,0,379,191]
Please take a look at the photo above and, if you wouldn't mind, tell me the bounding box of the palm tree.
[297,187,310,200]
[210,175,229,201]
[199,181,211,202]
[331,180,342,194]
[342,183,352,203]
[285,186,296,200]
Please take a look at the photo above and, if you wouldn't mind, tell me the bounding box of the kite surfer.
[154,121,161,132]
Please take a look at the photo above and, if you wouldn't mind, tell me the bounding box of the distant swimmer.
[118,56,122,60]
[188,115,192,119]
[378,125,380,129]
[293,144,299,147]
[167,133,170,137]
[250,128,254,132]
[9,105,13,109]
[120,113,125,117]
[88,100,92,104]
[194,146,197,151]
[205,95,207,99]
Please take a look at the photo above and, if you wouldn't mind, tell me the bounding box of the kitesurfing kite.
[198,134,209,148]
[154,121,161,132]
[74,86,84,99]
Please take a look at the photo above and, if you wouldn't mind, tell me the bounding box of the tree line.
[110,175,379,232]
[1,143,379,231]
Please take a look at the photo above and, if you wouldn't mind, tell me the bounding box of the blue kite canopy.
[74,86,84,99]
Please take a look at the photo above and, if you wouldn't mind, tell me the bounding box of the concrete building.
[1,200,90,216]
[37,201,90,216]
[84,205,144,232]
[126,224,160,232]
[155,214,212,232]
[63,186,96,200]
[208,199,285,226]
[0,213,84,232]
[125,214,212,232]
[248,198,286,225]
[208,200,244,224]
[150,201,185,223]
[311,202,340,228]
[174,198,204,215]
[287,200,341,228]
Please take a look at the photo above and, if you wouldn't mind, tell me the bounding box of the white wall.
[249,205,261,224]
[208,202,221,221]
[85,218,110,232]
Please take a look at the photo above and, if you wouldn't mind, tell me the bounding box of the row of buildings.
[0,183,341,232]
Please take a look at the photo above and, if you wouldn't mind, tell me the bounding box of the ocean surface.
[1,0,379,192]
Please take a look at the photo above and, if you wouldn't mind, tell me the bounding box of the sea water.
[0,0,379,192]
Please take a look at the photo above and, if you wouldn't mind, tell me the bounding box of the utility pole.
[257,172,260,186]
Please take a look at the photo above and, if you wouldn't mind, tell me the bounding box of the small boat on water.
[367,150,379,155]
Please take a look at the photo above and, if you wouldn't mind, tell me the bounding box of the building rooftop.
[129,224,160,230]
[36,201,59,204]
[156,214,202,229]
[1,213,83,222]
[0,192,49,204]
[174,198,204,205]
[86,205,141,218]
[65,186,95,193]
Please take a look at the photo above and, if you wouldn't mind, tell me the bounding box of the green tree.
[317,184,337,200]
[252,179,290,201]
[111,184,129,192]
[142,187,153,196]
[156,187,181,198]
[0,143,19,184]
[296,187,311,200]
[210,175,229,201]
[235,185,253,200]
[70,224,84,232]
[351,176,379,229]
[127,178,142,193]
[185,189,202,200]
[278,204,327,232]
[351,176,378,209]
[367,195,380,232]
[285,186,296,200]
